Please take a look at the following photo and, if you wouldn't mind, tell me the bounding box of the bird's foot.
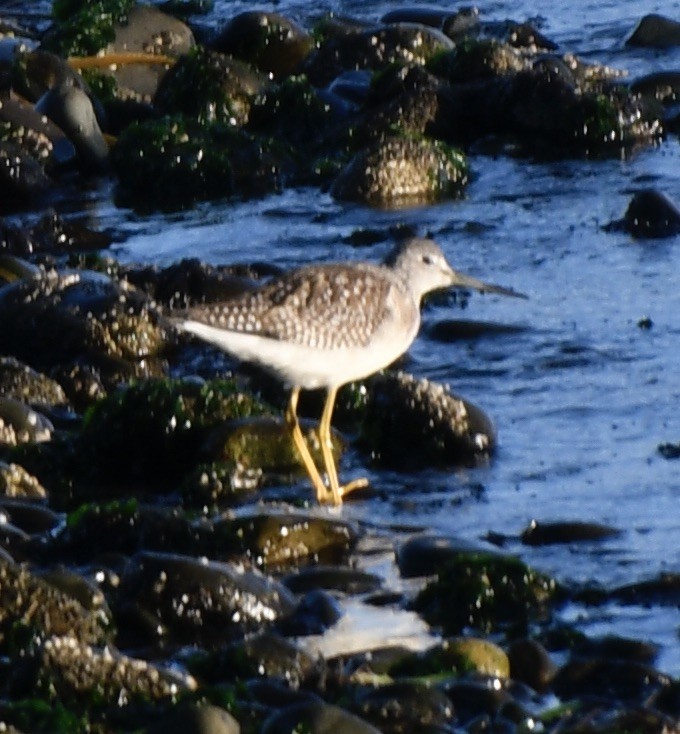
[339,476,370,497]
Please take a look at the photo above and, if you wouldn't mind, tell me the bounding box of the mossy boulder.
[414,552,560,635]
[154,47,268,126]
[111,115,289,211]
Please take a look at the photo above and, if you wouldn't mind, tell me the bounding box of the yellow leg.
[285,387,332,504]
[318,386,369,505]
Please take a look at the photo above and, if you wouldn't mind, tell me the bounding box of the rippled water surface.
[11,0,680,671]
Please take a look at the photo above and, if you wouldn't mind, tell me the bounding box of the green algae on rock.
[78,378,271,488]
[111,115,288,210]
[44,0,137,57]
[154,47,268,126]
[413,552,560,635]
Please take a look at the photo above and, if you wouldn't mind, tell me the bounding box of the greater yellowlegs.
[175,237,525,505]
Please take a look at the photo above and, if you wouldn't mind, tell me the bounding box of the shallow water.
[8,0,680,673]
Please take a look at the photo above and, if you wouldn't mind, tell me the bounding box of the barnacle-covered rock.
[0,461,48,499]
[30,634,196,702]
[0,269,169,378]
[0,398,54,447]
[0,558,111,652]
[0,357,68,409]
[331,136,467,207]
[429,37,529,82]
[360,371,494,468]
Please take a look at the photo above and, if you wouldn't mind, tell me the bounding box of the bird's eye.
[422,254,434,265]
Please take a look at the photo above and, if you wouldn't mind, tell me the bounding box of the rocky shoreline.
[2,1,680,732]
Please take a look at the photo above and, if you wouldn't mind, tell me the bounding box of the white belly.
[178,318,419,389]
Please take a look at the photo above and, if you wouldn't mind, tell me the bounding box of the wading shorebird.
[175,237,525,505]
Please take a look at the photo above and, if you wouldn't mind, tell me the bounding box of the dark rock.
[397,533,501,578]
[282,564,382,595]
[507,638,557,691]
[623,189,680,238]
[211,11,313,80]
[0,140,51,209]
[262,701,382,734]
[35,77,109,173]
[626,14,680,48]
[520,519,621,545]
[360,371,495,470]
[146,704,240,734]
[354,680,455,730]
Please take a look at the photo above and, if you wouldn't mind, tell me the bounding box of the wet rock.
[1,209,112,256]
[146,703,240,734]
[443,680,513,724]
[0,140,51,209]
[0,558,111,653]
[507,638,557,691]
[35,77,109,173]
[396,533,502,578]
[572,634,659,664]
[0,356,68,409]
[154,47,268,126]
[360,371,496,470]
[282,564,382,595]
[520,519,621,545]
[658,441,680,459]
[0,461,47,498]
[331,136,468,207]
[413,551,560,635]
[262,700,382,734]
[427,319,527,341]
[303,23,454,87]
[622,188,680,238]
[0,499,62,536]
[354,680,455,731]
[630,70,680,105]
[247,75,344,162]
[192,630,318,688]
[552,656,671,702]
[25,634,196,702]
[211,11,314,80]
[626,14,680,48]
[213,509,359,570]
[118,550,296,645]
[0,398,54,446]
[381,7,481,41]
[277,588,343,635]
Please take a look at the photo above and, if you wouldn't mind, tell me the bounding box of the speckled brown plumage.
[186,262,404,350]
